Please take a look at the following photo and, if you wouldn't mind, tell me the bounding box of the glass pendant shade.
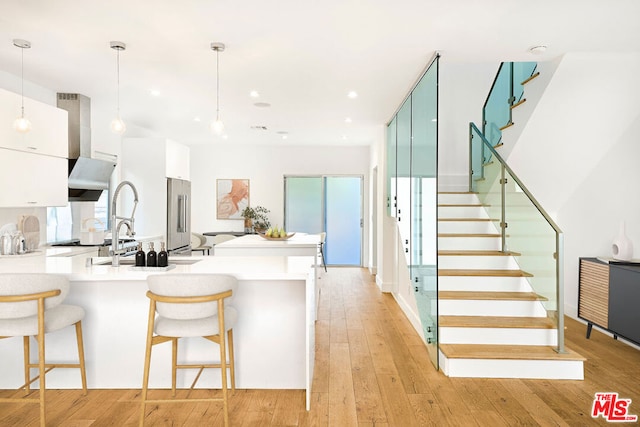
[211,118,224,135]
[110,117,126,134]
[13,116,32,133]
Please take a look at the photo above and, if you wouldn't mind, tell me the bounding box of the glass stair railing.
[469,122,566,354]
[483,62,538,150]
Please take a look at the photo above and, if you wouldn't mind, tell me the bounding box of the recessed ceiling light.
[193,116,201,122]
[347,91,358,99]
[222,134,228,139]
[254,102,271,108]
[345,117,352,123]
[150,89,161,97]
[529,45,547,54]
[342,135,348,140]
[250,90,260,98]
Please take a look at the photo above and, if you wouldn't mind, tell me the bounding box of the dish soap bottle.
[147,242,157,267]
[157,242,168,267]
[135,242,146,267]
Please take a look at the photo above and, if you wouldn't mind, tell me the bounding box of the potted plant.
[241,205,271,233]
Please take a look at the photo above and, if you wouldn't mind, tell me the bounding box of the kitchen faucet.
[111,180,139,266]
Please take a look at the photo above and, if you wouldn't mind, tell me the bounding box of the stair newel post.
[507,62,515,126]
[500,165,506,252]
[555,232,567,354]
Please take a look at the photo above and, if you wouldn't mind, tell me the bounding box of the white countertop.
[0,250,314,282]
[216,233,320,248]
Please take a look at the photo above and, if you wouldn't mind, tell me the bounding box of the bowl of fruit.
[259,227,295,240]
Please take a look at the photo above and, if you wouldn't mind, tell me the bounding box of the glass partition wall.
[386,54,439,368]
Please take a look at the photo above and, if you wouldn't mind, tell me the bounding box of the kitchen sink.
[93,257,201,266]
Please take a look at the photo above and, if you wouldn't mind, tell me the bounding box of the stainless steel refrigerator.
[166,178,191,255]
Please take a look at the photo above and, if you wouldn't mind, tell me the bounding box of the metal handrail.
[469,122,565,354]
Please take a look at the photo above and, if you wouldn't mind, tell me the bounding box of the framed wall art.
[216,179,249,219]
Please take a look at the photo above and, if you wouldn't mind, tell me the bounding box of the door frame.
[284,174,364,267]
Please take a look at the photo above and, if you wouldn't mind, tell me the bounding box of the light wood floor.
[1,268,639,426]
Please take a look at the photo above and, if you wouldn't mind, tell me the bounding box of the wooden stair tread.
[438,218,497,222]
[439,315,555,329]
[511,98,526,109]
[499,122,514,131]
[439,269,532,277]
[438,291,547,301]
[438,191,478,195]
[521,71,540,85]
[439,344,585,361]
[438,250,520,257]
[438,233,500,238]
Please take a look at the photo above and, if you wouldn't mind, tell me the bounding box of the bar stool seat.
[0,273,87,427]
[139,273,238,427]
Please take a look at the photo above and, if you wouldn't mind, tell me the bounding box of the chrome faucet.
[111,181,139,266]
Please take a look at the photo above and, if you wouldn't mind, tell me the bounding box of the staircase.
[437,192,585,379]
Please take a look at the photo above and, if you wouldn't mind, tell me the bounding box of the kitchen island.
[0,253,317,409]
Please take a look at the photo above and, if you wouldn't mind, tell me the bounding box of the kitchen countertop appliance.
[167,178,191,255]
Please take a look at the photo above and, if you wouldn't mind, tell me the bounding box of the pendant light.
[110,41,126,134]
[210,42,225,135]
[13,39,32,134]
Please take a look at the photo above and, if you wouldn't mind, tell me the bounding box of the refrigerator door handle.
[182,194,188,233]
[177,195,185,233]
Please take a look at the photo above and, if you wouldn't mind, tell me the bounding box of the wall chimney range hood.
[57,93,116,202]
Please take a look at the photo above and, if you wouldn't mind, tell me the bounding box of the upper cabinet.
[165,139,190,180]
[0,88,69,207]
[0,149,68,207]
[0,88,68,158]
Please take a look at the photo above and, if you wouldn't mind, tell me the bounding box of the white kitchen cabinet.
[0,148,68,207]
[0,88,68,158]
[165,139,190,180]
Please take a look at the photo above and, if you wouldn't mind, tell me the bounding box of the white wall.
[438,60,498,191]
[190,143,371,266]
[506,53,640,317]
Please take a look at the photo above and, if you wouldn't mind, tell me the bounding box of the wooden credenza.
[579,257,640,346]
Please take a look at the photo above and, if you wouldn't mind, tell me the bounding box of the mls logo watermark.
[592,392,638,422]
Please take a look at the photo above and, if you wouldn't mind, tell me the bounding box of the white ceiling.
[1,0,639,147]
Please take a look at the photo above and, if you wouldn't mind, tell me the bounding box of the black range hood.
[57,93,116,202]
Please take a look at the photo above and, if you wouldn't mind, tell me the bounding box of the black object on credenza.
[578,257,640,346]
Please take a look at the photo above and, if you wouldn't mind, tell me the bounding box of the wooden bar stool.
[0,273,87,427]
[139,274,238,427]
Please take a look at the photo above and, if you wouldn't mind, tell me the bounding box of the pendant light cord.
[116,48,121,117]
[216,48,220,120]
[20,46,25,118]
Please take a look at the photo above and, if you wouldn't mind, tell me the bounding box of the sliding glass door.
[284,175,362,266]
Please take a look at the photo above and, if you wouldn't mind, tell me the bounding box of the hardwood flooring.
[1,267,639,426]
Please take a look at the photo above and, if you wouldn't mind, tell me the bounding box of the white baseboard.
[391,292,427,345]
[375,274,395,293]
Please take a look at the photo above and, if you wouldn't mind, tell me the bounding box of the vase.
[612,221,633,261]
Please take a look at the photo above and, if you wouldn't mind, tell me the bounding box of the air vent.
[251,125,268,131]
[57,93,78,101]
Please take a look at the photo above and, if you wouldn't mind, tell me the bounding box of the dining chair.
[319,232,327,272]
[190,232,212,255]
[139,274,238,427]
[0,273,87,427]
